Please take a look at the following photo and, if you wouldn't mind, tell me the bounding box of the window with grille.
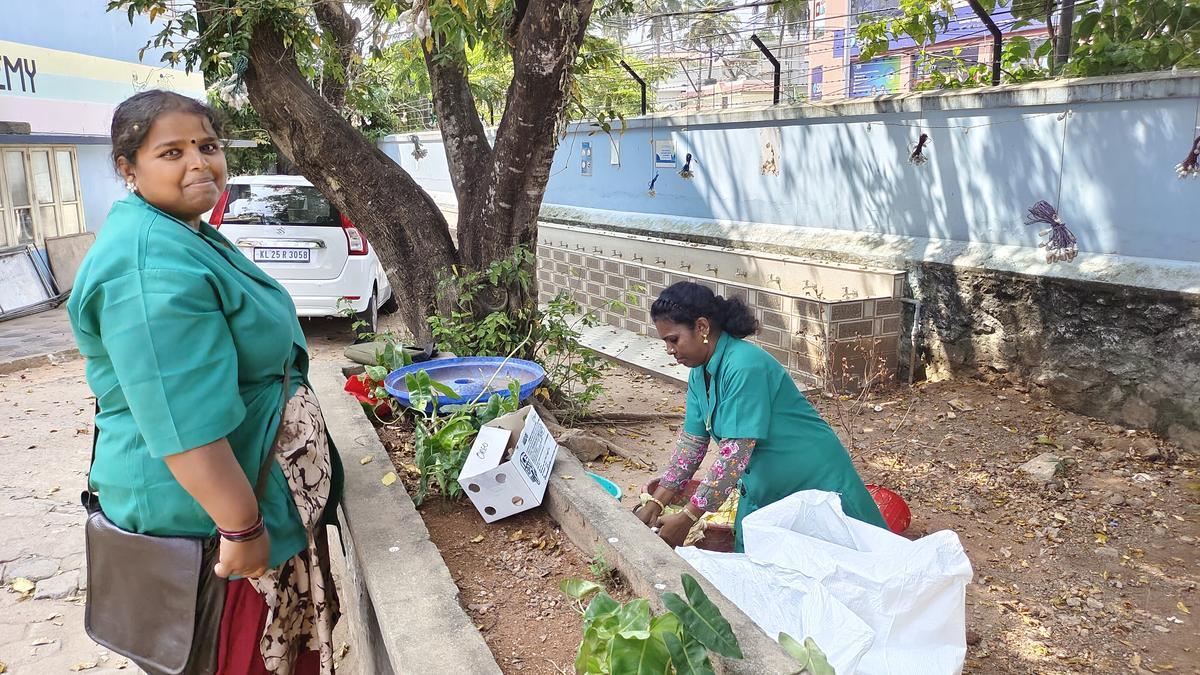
[0,146,85,248]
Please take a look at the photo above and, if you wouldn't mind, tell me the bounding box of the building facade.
[0,2,204,250]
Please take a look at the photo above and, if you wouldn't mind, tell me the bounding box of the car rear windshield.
[219,184,342,226]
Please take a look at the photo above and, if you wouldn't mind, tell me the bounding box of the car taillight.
[341,214,368,256]
[209,189,230,228]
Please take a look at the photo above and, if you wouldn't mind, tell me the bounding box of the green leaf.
[428,377,459,399]
[365,365,388,382]
[778,634,836,675]
[660,574,743,659]
[662,632,716,675]
[575,623,608,675]
[611,633,672,675]
[584,591,621,625]
[1074,11,1101,40]
[616,599,652,640]
[560,578,604,601]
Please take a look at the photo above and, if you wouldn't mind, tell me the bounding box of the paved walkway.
[0,307,78,375]
[0,319,365,674]
[0,359,112,673]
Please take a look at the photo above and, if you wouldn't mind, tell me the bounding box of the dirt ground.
[579,367,1200,675]
[376,422,630,675]
[320,312,1198,674]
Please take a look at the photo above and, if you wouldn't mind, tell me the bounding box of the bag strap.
[87,363,292,505]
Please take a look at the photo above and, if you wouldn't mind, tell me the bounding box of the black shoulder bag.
[81,371,288,675]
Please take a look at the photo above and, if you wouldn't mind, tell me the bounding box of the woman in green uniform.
[69,91,342,673]
[635,282,886,551]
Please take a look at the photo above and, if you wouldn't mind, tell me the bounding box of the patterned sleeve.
[689,438,757,512]
[659,430,711,492]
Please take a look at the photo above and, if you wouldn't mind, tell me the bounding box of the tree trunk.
[1045,8,1057,73]
[453,0,596,272]
[236,18,459,340]
[1053,0,1076,75]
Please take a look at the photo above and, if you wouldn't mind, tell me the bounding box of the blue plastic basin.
[384,356,546,410]
[587,472,623,500]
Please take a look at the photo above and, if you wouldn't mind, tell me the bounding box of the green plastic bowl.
[587,472,622,500]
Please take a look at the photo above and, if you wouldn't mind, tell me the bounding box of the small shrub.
[404,370,521,505]
[428,246,616,423]
[561,573,743,674]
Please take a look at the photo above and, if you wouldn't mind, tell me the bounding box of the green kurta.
[683,332,886,551]
[68,193,342,568]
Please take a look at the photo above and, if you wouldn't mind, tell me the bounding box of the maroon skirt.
[216,578,321,674]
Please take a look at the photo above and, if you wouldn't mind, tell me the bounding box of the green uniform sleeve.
[713,365,773,440]
[94,269,246,457]
[682,372,708,437]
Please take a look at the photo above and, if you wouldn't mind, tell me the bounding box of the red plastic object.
[866,484,912,534]
[344,374,392,417]
[209,189,231,228]
[644,478,735,553]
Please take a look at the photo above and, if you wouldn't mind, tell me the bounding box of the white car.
[209,175,396,333]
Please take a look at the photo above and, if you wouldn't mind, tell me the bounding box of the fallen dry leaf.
[1178,601,1190,615]
[359,455,373,465]
[0,661,7,673]
[509,530,526,542]
[1035,435,1064,450]
[30,638,53,646]
[381,472,398,486]
[561,474,574,480]
[69,662,98,672]
[10,578,35,595]
[470,535,485,544]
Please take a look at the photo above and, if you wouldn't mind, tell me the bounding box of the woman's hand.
[657,509,697,549]
[635,501,663,527]
[213,532,271,579]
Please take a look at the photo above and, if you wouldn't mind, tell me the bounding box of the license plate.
[253,247,310,263]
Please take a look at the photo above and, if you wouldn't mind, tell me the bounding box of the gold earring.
[703,333,709,344]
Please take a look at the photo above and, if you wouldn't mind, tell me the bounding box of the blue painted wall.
[76,144,124,233]
[389,84,1200,265]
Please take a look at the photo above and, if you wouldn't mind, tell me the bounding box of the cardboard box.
[459,406,559,523]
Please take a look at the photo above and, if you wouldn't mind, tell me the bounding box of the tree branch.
[202,0,458,337]
[424,42,495,223]
[461,0,594,268]
[313,0,360,109]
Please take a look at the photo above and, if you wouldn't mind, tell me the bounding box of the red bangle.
[218,515,265,542]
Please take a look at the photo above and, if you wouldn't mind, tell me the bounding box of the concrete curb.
[0,348,81,376]
[544,449,800,675]
[311,362,502,675]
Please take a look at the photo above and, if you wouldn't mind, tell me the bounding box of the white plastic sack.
[677,548,874,675]
[741,491,974,675]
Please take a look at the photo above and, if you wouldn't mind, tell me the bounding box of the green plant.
[428,247,616,423]
[561,573,743,674]
[778,633,836,675]
[405,369,521,505]
[1064,0,1200,76]
[588,547,617,586]
[856,0,1198,89]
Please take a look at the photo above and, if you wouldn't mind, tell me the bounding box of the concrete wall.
[383,71,1200,448]
[76,144,123,233]
[390,71,1200,267]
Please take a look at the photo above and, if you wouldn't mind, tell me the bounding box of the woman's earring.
[703,333,710,344]
[125,178,137,193]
